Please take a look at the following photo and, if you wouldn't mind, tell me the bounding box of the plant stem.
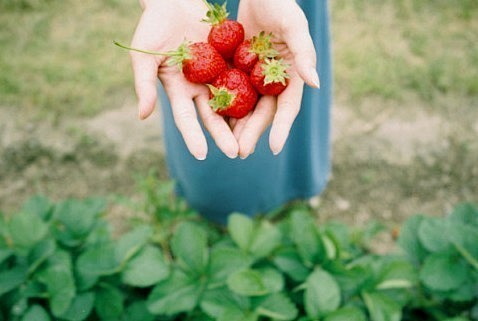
[113,41,176,57]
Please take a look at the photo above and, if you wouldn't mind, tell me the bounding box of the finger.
[269,76,304,155]
[238,96,277,159]
[280,7,320,88]
[130,52,159,120]
[195,95,239,159]
[232,113,252,140]
[169,95,208,160]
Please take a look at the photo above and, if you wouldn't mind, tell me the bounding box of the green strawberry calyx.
[201,0,229,25]
[262,58,290,85]
[207,85,236,111]
[113,40,192,70]
[251,31,279,59]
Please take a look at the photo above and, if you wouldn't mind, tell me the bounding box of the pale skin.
[131,0,319,160]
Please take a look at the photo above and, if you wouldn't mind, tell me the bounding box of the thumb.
[281,7,320,88]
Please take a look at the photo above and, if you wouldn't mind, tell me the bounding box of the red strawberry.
[208,69,258,119]
[250,58,290,96]
[113,41,227,84]
[202,1,244,60]
[233,32,279,74]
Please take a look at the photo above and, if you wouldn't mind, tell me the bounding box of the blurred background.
[0,0,477,227]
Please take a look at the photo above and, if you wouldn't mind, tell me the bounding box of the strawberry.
[202,1,244,60]
[208,69,258,119]
[113,41,227,84]
[233,32,279,74]
[250,58,290,96]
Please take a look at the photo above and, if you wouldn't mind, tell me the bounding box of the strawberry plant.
[0,178,477,320]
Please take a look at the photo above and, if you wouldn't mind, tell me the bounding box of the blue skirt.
[159,0,332,224]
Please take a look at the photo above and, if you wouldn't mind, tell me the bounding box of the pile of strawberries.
[116,1,290,119]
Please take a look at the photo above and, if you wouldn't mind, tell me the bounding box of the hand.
[234,0,320,159]
[129,0,239,160]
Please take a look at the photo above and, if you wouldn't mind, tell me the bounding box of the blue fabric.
[159,0,332,225]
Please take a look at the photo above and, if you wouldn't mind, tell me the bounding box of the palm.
[130,1,239,160]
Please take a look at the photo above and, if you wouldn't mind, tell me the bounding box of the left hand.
[233,0,320,159]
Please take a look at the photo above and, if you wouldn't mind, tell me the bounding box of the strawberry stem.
[113,40,192,69]
[262,58,290,86]
[113,41,172,56]
[201,1,229,25]
[207,85,236,111]
[251,31,279,59]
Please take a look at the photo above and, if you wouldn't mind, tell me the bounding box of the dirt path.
[1,95,477,229]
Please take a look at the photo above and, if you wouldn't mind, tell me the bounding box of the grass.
[331,0,478,106]
[1,0,477,119]
[0,0,139,118]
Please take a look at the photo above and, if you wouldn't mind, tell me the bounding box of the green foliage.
[0,184,477,320]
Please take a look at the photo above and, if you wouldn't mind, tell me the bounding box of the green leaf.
[419,253,468,291]
[329,263,372,299]
[147,270,201,315]
[289,209,325,266]
[273,247,310,282]
[228,269,269,296]
[76,242,118,276]
[115,225,153,265]
[260,268,284,293]
[27,239,56,275]
[121,245,169,287]
[362,292,402,321]
[228,214,255,251]
[376,260,417,290]
[95,285,124,319]
[418,217,452,253]
[124,301,155,321]
[171,221,209,274]
[208,247,253,285]
[397,215,427,265]
[41,263,76,317]
[447,221,478,269]
[256,293,298,321]
[218,308,258,321]
[448,203,478,227]
[249,221,282,258]
[201,287,250,318]
[0,266,28,296]
[9,211,48,250]
[323,306,367,321]
[0,248,13,266]
[52,198,106,247]
[304,268,341,318]
[21,195,52,221]
[59,292,95,321]
[227,268,283,297]
[21,304,51,321]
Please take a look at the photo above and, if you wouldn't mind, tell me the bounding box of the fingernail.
[271,145,283,156]
[227,152,238,159]
[195,151,207,161]
[239,148,254,160]
[196,155,207,161]
[310,68,320,88]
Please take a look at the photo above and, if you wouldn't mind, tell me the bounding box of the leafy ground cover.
[1,176,477,320]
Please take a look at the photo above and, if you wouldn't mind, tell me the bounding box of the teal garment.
[159,0,332,224]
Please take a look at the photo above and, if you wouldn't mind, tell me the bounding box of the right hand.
[129,0,239,160]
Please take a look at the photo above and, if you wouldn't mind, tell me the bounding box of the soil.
[1,93,478,241]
